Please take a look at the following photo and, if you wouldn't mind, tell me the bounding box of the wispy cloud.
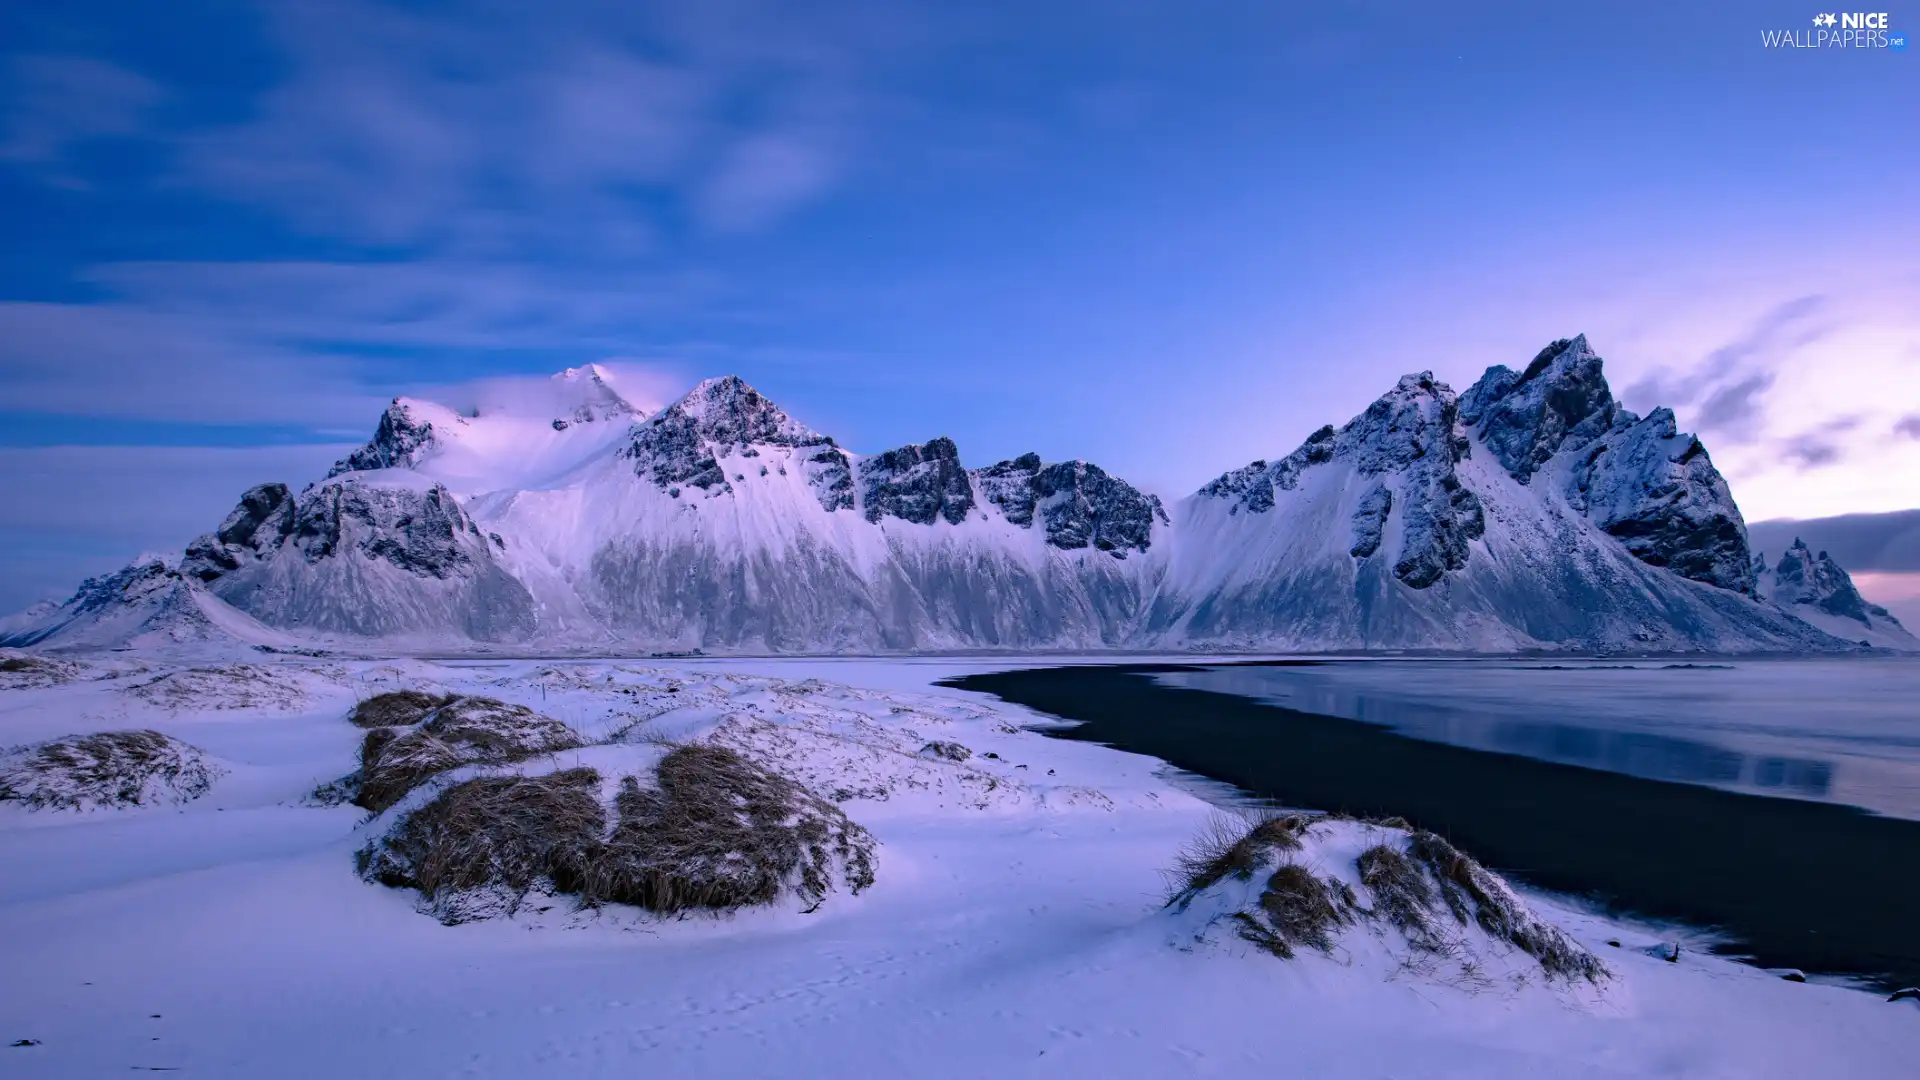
[1,55,160,184]
[1896,415,1920,440]
[168,0,888,252]
[1781,436,1842,470]
[0,302,382,426]
[1622,294,1834,444]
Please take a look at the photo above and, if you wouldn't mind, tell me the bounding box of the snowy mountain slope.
[0,555,297,652]
[328,364,647,494]
[5,339,1904,653]
[469,377,1169,650]
[1149,338,1856,652]
[1755,539,1915,649]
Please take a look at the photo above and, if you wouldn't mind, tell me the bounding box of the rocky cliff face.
[181,483,297,582]
[1567,408,1755,594]
[1196,372,1481,589]
[180,477,537,641]
[861,437,975,525]
[1460,336,1618,484]
[624,375,854,513]
[1464,336,1754,594]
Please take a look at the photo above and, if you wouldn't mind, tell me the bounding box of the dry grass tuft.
[349,690,457,729]
[354,696,584,813]
[1357,842,1447,952]
[361,768,606,906]
[0,730,219,810]
[0,651,83,689]
[1404,831,1606,981]
[589,744,876,913]
[1168,809,1310,904]
[917,740,971,762]
[359,743,878,923]
[1255,863,1353,956]
[1169,816,1606,983]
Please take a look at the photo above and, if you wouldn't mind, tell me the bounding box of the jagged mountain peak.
[667,376,813,439]
[329,398,445,477]
[1755,536,1911,646]
[1463,334,1617,483]
[1196,370,1465,514]
[547,364,639,426]
[624,374,849,507]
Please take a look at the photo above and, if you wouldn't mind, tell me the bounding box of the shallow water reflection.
[1163,658,1920,817]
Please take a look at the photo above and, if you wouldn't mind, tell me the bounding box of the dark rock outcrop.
[860,437,975,525]
[624,376,852,512]
[182,483,298,582]
[290,482,486,579]
[1568,408,1755,594]
[1349,373,1481,588]
[1033,461,1167,556]
[1197,425,1338,515]
[1349,485,1392,558]
[973,453,1165,555]
[976,453,1043,526]
[330,400,441,477]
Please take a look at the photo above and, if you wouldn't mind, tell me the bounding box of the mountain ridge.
[5,337,1911,654]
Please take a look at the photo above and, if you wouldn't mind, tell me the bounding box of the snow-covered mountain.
[6,339,1912,654]
[1754,538,1911,648]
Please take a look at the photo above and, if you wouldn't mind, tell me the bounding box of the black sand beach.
[950,663,1920,991]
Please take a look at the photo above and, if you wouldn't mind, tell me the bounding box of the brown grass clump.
[359,743,878,924]
[0,730,219,810]
[1357,842,1447,952]
[360,768,606,908]
[348,690,456,729]
[1251,863,1354,957]
[589,744,877,913]
[1405,831,1606,982]
[1168,810,1311,903]
[354,696,584,813]
[0,651,83,688]
[1168,816,1606,984]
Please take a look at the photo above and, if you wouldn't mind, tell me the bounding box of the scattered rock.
[11,1039,40,1048]
[1781,970,1806,982]
[1889,987,1920,1003]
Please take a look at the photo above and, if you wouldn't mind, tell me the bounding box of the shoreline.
[949,662,1920,991]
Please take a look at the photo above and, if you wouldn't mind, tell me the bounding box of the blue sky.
[2,0,1917,610]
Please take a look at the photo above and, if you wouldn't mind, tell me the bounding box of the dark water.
[948,662,1920,991]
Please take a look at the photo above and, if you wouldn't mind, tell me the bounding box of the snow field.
[0,654,1915,1078]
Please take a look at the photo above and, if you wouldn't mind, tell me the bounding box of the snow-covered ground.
[2,653,1915,1078]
